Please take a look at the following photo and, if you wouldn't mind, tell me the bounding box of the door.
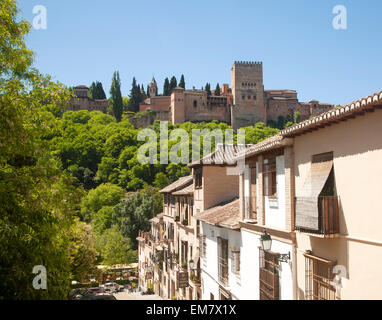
[259,249,280,300]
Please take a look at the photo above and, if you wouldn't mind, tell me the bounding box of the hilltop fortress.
[139,61,333,129]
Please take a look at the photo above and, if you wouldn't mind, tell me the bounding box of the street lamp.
[189,259,195,270]
[259,230,290,263]
[260,230,272,251]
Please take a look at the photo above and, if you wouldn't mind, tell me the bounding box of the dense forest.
[0,0,284,299]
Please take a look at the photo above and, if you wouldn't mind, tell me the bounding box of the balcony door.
[259,248,280,300]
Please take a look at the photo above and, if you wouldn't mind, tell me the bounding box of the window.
[231,249,240,275]
[250,164,257,220]
[242,95,245,100]
[263,157,277,197]
[304,252,338,300]
[195,167,202,189]
[259,248,280,300]
[217,237,229,286]
[193,100,197,108]
[248,95,251,100]
[199,235,206,259]
[254,95,257,100]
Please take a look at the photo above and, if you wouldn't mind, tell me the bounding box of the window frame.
[263,156,277,198]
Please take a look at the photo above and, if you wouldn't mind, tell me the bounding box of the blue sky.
[18,0,382,106]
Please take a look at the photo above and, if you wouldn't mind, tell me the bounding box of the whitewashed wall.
[264,155,286,229]
[200,222,241,300]
[241,230,293,300]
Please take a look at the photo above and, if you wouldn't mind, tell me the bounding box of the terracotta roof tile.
[172,184,194,196]
[281,90,382,137]
[188,144,247,168]
[194,199,240,229]
[159,175,193,193]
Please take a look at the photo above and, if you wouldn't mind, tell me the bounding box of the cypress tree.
[110,71,123,122]
[163,77,170,96]
[128,77,143,112]
[95,81,106,99]
[179,74,185,89]
[215,83,221,96]
[205,83,211,96]
[89,82,96,98]
[89,81,106,99]
[169,76,177,93]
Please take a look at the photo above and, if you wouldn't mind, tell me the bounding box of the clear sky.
[18,0,382,106]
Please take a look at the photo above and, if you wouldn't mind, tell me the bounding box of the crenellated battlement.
[233,61,263,66]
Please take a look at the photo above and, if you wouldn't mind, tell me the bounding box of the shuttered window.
[263,157,277,197]
[295,152,334,231]
[199,235,206,259]
[304,252,338,300]
[231,249,241,275]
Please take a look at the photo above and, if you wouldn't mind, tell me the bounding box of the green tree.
[122,97,130,111]
[96,225,137,265]
[94,81,106,99]
[154,172,170,189]
[163,77,170,96]
[277,115,285,130]
[179,74,185,89]
[0,0,86,299]
[91,206,114,235]
[169,76,177,92]
[68,221,99,282]
[110,71,123,122]
[113,192,157,249]
[128,77,142,112]
[205,83,211,96]
[294,111,301,124]
[89,82,96,98]
[80,183,125,222]
[215,83,221,96]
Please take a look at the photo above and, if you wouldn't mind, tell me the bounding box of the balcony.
[295,196,340,236]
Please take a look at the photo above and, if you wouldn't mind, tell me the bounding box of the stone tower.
[231,61,266,130]
[148,77,158,98]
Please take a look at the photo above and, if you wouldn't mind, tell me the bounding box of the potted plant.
[182,219,188,226]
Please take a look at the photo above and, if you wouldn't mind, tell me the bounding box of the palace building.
[138,61,333,129]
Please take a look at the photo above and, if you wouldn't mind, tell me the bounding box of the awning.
[295,154,333,231]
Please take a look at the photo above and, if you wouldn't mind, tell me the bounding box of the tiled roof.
[159,175,193,193]
[281,90,382,137]
[149,213,164,224]
[172,184,194,196]
[194,199,240,230]
[188,144,247,168]
[236,89,382,157]
[235,134,291,159]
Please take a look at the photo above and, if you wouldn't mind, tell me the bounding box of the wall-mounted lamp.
[259,230,290,263]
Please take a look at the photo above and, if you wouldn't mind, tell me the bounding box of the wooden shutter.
[259,249,280,300]
[250,165,257,220]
